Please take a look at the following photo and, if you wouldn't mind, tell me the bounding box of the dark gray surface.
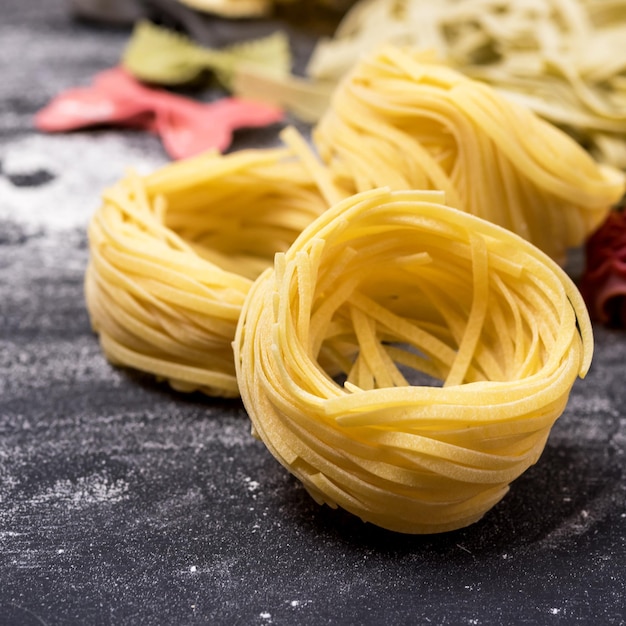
[1,1,625,624]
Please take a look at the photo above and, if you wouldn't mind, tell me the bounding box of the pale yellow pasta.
[314,46,625,264]
[234,187,592,533]
[85,146,331,397]
[177,0,271,17]
[302,0,626,168]
[177,0,356,18]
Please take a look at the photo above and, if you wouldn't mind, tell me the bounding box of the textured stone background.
[1,1,625,624]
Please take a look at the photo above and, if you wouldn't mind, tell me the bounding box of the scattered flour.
[34,473,129,507]
[0,133,167,233]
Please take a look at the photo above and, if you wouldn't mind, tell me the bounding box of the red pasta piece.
[580,210,626,327]
[35,67,284,159]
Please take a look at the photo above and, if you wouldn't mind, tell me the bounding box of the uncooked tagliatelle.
[85,142,333,397]
[314,47,625,264]
[177,0,355,17]
[235,0,626,168]
[234,188,593,534]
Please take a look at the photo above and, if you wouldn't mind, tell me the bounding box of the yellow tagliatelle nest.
[254,0,626,169]
[85,145,330,397]
[234,188,593,533]
[314,47,625,264]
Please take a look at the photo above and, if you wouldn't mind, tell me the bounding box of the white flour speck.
[244,477,260,492]
[287,599,311,608]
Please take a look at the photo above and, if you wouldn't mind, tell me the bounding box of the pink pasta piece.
[34,66,284,159]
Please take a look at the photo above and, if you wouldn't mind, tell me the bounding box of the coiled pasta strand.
[314,46,625,264]
[85,146,332,396]
[302,0,626,168]
[234,188,592,533]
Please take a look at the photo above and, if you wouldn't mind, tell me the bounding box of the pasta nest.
[314,47,625,264]
[85,147,329,397]
[234,188,593,533]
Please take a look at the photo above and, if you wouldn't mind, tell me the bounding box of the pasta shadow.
[276,440,622,558]
[118,366,247,416]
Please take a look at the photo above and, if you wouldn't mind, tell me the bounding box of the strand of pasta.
[313,46,625,264]
[234,187,593,533]
[86,145,332,396]
[300,0,626,168]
